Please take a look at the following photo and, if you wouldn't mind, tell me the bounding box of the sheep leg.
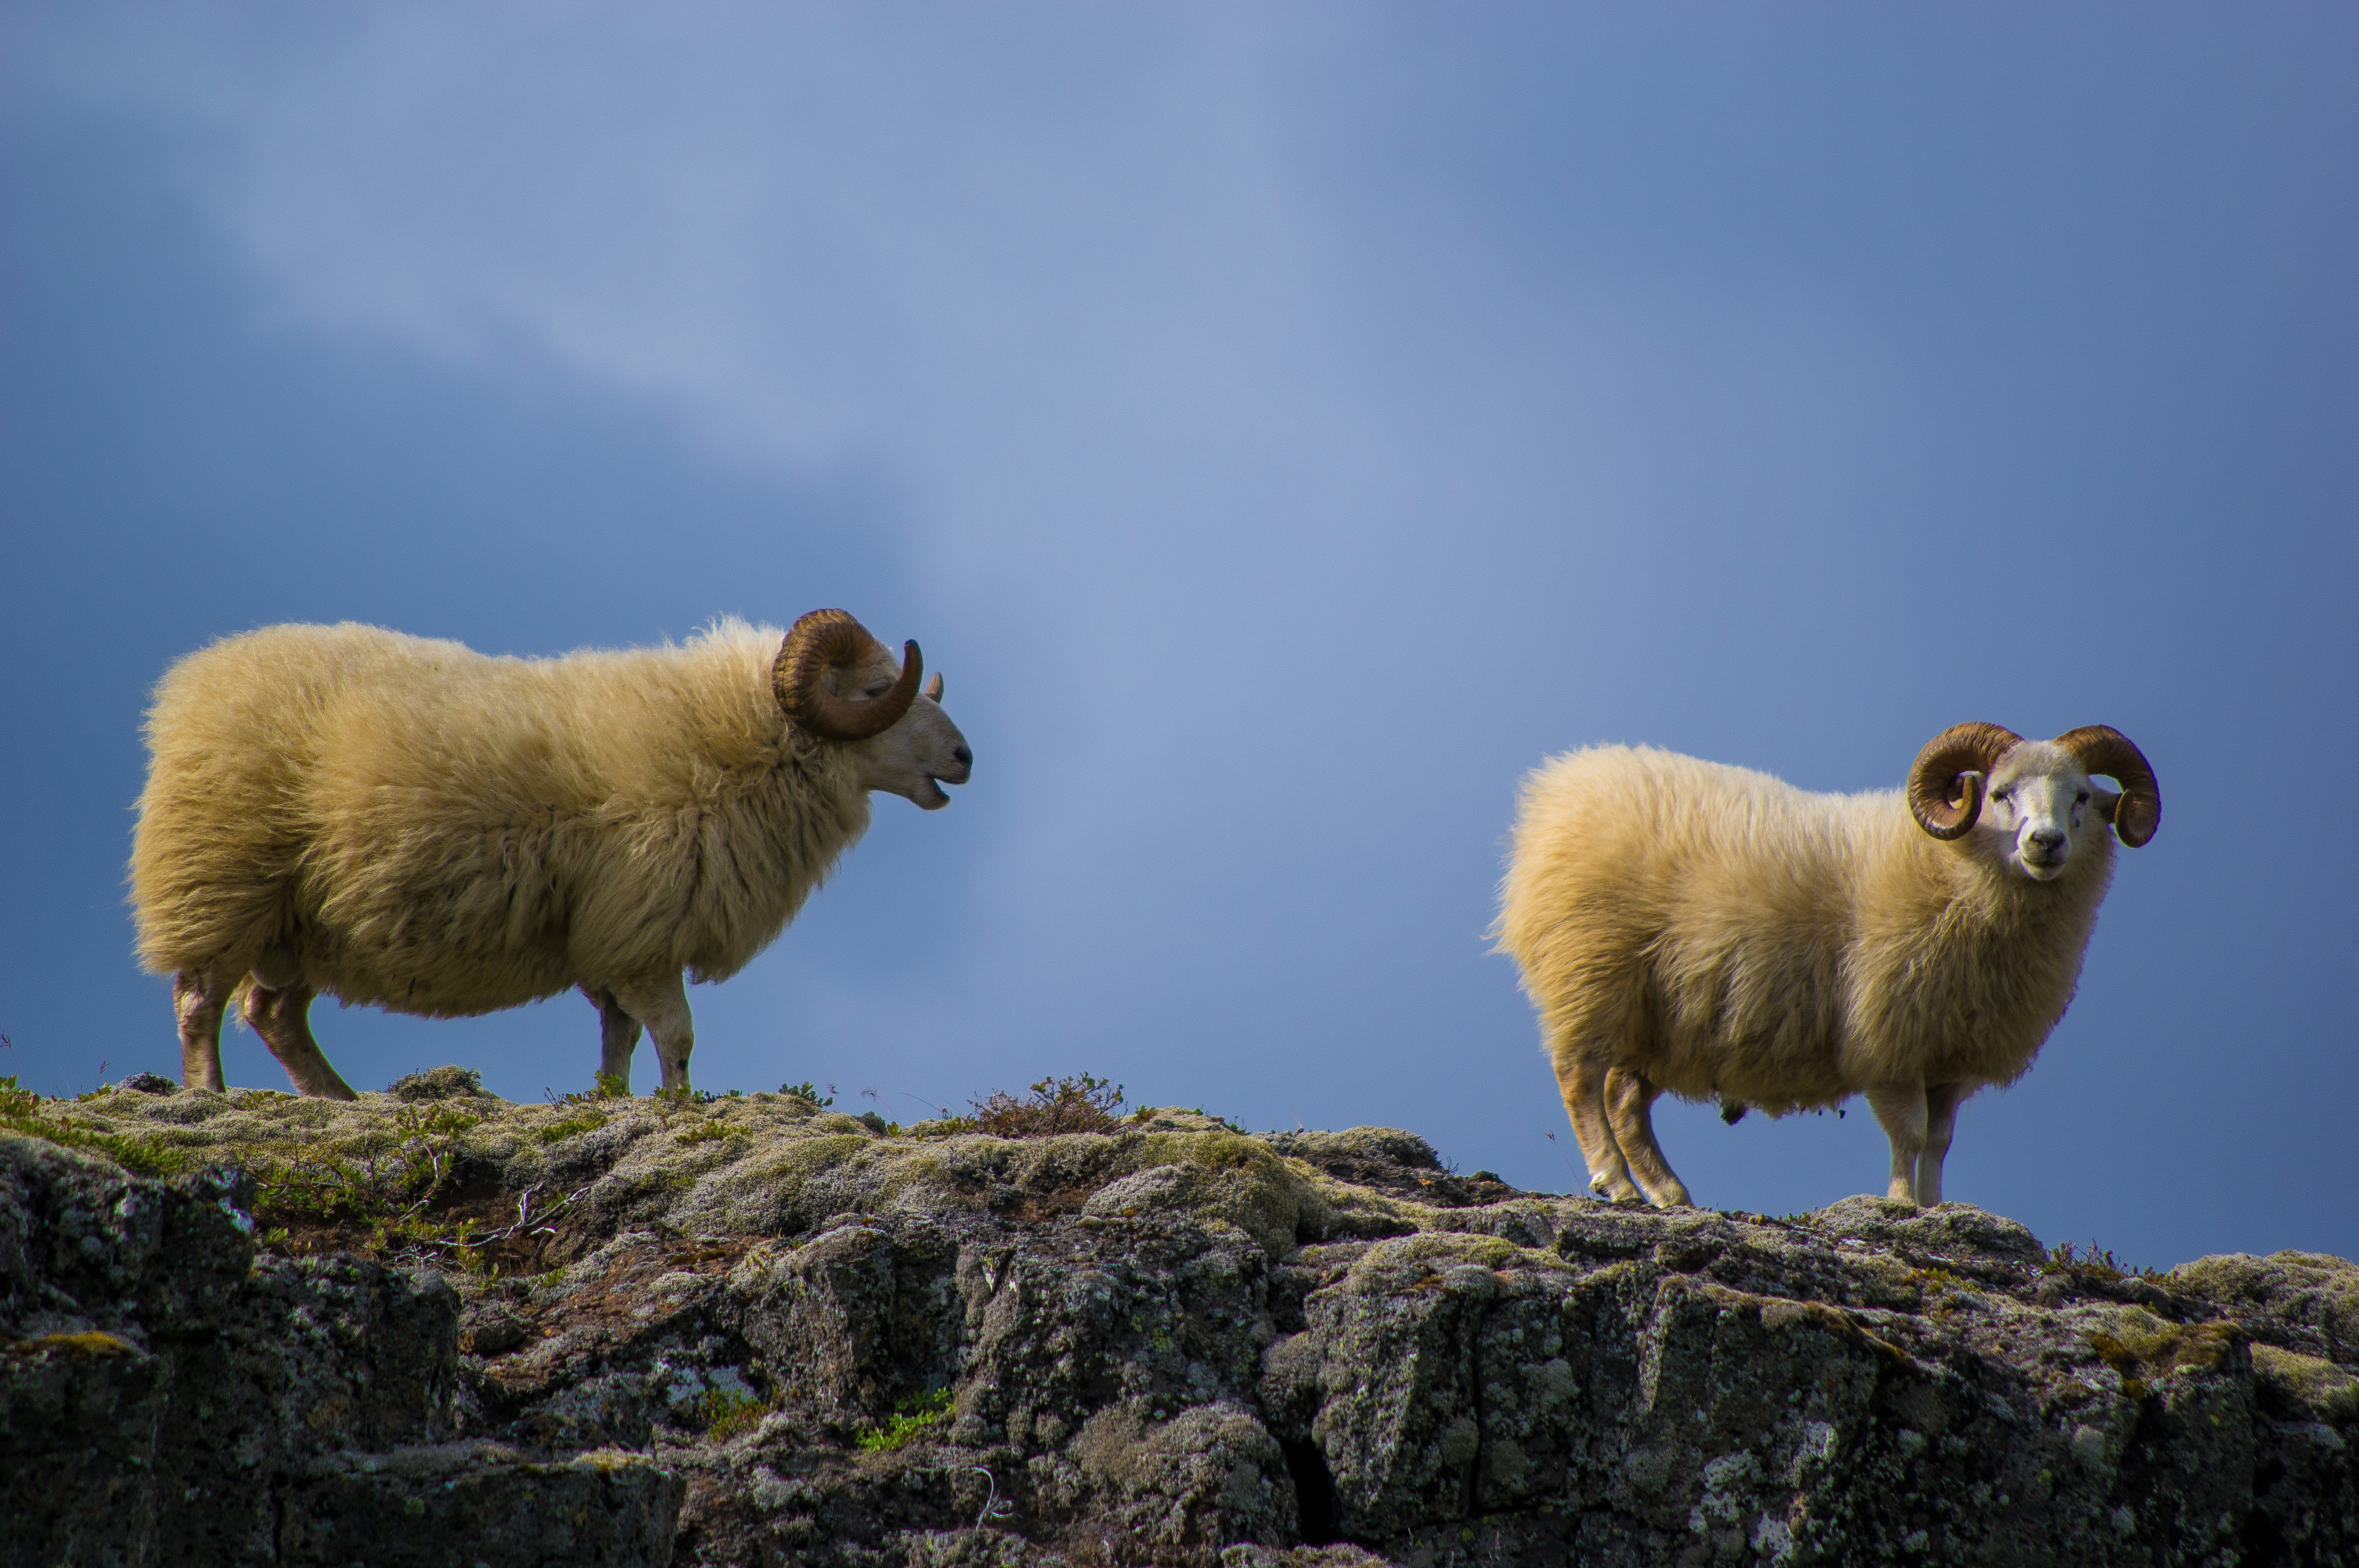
[1914,1082,1967,1206]
[584,986,644,1093]
[611,973,695,1095]
[243,981,359,1100]
[174,969,232,1092]
[1865,1083,1929,1206]
[1554,1053,1641,1202]
[1603,1069,1692,1207]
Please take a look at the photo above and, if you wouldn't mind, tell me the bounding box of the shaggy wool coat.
[1494,744,2117,1110]
[131,619,870,1013]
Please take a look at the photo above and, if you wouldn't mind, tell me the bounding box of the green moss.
[0,1078,192,1178]
[2087,1308,2239,1397]
[5,1330,140,1358]
[2252,1344,2359,1419]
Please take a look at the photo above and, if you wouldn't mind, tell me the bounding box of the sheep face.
[773,609,974,810]
[855,688,972,810]
[826,652,971,811]
[1979,740,2110,882]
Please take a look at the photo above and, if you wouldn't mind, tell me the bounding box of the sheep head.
[773,608,972,810]
[1909,721,2159,878]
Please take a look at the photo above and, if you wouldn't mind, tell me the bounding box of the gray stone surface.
[6,1085,2357,1565]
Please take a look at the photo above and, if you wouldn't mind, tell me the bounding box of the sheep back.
[1497,744,2114,1114]
[131,619,869,1016]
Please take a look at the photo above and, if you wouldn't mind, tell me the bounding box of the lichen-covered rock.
[279,1443,685,1566]
[2168,1250,2359,1365]
[7,1082,2358,1566]
[0,1135,664,1568]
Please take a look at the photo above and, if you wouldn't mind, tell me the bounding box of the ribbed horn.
[2054,725,2161,848]
[1907,722,2022,840]
[772,609,923,741]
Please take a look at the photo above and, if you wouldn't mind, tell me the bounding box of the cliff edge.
[5,1071,2354,1566]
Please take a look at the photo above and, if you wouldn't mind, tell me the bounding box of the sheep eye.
[2075,791,2089,804]
[863,682,891,699]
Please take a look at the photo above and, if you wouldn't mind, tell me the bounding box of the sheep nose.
[2026,828,2065,854]
[953,744,972,769]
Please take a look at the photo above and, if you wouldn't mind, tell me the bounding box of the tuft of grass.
[937,1074,1126,1138]
[2043,1240,2163,1287]
[675,1120,741,1147]
[0,1076,191,1178]
[858,1388,954,1453]
[549,1072,632,1107]
[779,1080,835,1109]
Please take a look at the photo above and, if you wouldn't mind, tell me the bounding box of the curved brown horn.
[1907,722,2021,840]
[923,672,944,703]
[2054,725,2161,848]
[771,609,923,741]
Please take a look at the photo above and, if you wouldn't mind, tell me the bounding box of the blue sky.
[4,4,2354,1269]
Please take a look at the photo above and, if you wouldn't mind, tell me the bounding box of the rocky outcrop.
[4,1076,2354,1566]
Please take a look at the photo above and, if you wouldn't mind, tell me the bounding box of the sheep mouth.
[914,776,955,811]
[2019,851,2068,880]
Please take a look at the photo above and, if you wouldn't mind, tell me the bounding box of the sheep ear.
[2090,785,2123,824]
[923,673,944,703]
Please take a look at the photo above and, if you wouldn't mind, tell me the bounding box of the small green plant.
[538,1113,609,1145]
[780,1080,835,1108]
[1131,1105,1154,1124]
[858,1388,954,1453]
[395,1104,482,1138]
[675,1120,740,1147]
[233,1089,294,1110]
[691,1385,777,1441]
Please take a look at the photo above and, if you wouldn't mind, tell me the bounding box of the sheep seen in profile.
[130,609,972,1099]
[1494,723,2159,1208]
